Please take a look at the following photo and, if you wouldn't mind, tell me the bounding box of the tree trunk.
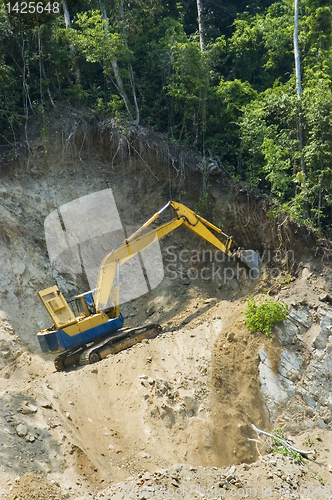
[294,0,304,172]
[294,0,309,217]
[318,175,322,229]
[100,1,133,120]
[294,0,302,99]
[196,0,206,52]
[119,0,139,125]
[38,27,55,107]
[62,0,80,83]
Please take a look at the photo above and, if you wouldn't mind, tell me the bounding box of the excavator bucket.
[237,249,259,278]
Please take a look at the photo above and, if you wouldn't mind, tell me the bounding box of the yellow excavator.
[37,201,258,370]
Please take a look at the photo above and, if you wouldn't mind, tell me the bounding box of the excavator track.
[79,323,162,365]
[54,345,86,372]
[54,323,162,371]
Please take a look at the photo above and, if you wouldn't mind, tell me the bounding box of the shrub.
[244,295,288,337]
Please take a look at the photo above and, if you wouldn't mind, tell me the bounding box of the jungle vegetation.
[1,0,332,235]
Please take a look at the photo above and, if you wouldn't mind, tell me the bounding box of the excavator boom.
[94,201,258,313]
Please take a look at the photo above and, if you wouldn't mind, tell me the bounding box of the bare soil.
[1,120,332,498]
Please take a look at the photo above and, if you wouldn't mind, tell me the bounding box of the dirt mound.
[7,473,65,500]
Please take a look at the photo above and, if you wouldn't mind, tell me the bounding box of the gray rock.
[160,405,175,428]
[20,401,38,414]
[273,319,299,345]
[278,350,304,381]
[259,348,300,418]
[318,418,327,429]
[319,293,332,303]
[326,394,332,412]
[313,332,330,350]
[288,308,312,331]
[49,419,60,428]
[259,348,267,363]
[0,204,18,229]
[181,396,198,417]
[304,394,316,410]
[155,379,172,397]
[204,298,216,304]
[40,400,52,409]
[25,433,35,442]
[313,308,332,349]
[325,337,332,354]
[139,374,149,387]
[146,305,155,316]
[16,423,28,437]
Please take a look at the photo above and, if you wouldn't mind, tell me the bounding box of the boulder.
[312,308,332,350]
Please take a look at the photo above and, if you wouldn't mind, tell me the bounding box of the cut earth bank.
[0,116,332,498]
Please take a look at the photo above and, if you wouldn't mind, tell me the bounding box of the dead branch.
[252,424,315,458]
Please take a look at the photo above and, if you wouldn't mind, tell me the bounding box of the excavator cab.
[73,291,96,317]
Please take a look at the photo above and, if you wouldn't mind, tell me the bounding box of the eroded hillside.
[1,117,332,498]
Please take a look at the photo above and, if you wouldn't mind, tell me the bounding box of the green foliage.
[71,11,131,64]
[239,70,332,234]
[245,295,288,336]
[93,95,124,118]
[279,274,291,285]
[305,437,314,447]
[1,0,332,240]
[165,38,211,146]
[311,471,325,485]
[194,192,210,216]
[227,1,294,90]
[266,209,277,219]
[206,78,257,172]
[271,429,303,463]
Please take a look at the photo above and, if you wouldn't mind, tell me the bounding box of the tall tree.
[293,0,307,219]
[118,0,139,124]
[62,0,80,82]
[294,0,302,98]
[196,0,206,52]
[99,0,134,120]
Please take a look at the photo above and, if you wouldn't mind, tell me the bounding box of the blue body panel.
[38,314,124,354]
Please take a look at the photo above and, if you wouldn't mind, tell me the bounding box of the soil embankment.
[1,117,332,498]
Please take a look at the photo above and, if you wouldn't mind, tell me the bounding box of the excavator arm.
[94,201,258,314]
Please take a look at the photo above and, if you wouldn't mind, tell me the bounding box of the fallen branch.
[252,424,315,458]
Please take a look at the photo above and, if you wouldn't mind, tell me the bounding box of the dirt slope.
[1,119,332,498]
